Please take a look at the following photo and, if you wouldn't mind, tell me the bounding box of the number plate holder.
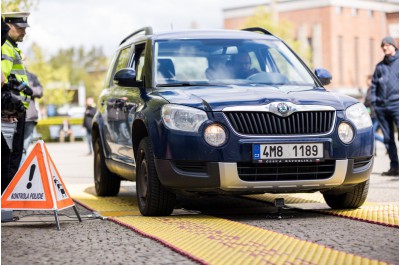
[252,143,324,163]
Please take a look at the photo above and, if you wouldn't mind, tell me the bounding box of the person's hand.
[1,71,5,87]
[1,117,18,123]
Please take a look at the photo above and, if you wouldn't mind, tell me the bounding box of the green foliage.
[243,7,312,67]
[4,0,108,117]
[27,44,109,108]
[28,42,51,84]
[1,0,38,12]
[44,88,75,106]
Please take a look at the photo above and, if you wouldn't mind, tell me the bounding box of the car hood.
[154,85,357,111]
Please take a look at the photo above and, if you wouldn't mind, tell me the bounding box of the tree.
[27,43,75,107]
[27,42,51,85]
[26,44,109,107]
[81,46,109,98]
[47,46,108,101]
[243,6,312,67]
[3,0,109,110]
[1,0,39,12]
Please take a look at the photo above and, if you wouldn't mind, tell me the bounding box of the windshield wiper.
[157,82,222,87]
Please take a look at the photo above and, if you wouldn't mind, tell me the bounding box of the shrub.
[36,116,84,142]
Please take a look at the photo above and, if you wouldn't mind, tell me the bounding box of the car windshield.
[154,39,316,87]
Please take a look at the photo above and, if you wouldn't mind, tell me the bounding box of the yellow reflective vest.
[1,38,30,109]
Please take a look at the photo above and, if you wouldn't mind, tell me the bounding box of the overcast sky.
[20,0,266,57]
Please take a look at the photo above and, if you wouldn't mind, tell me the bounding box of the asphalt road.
[1,140,398,264]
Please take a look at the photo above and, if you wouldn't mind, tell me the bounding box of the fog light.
[338,122,354,144]
[204,123,227,147]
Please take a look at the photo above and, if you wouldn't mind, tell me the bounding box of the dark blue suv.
[92,27,374,216]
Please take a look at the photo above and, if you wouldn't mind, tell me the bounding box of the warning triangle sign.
[1,140,75,211]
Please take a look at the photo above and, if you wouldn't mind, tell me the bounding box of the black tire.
[93,137,121,196]
[136,137,176,216]
[323,180,369,209]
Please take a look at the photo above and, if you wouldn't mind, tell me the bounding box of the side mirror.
[113,68,137,87]
[314,68,332,86]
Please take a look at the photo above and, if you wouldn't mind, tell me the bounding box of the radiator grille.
[174,161,207,173]
[237,160,335,181]
[225,111,335,135]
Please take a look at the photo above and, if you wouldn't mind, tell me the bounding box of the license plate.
[253,143,323,162]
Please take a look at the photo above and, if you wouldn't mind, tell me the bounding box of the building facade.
[223,0,399,92]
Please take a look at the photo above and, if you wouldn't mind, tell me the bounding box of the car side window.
[114,47,132,74]
[248,51,261,71]
[134,44,146,81]
[104,52,118,88]
[106,46,132,87]
[268,48,303,82]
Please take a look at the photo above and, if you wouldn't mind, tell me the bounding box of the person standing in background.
[83,97,97,155]
[370,36,399,177]
[364,74,386,153]
[21,63,43,163]
[59,118,74,143]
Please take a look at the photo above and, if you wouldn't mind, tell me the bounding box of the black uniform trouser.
[375,104,399,170]
[1,113,25,194]
[1,132,11,194]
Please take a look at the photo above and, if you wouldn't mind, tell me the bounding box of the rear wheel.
[93,137,121,196]
[323,180,369,209]
[136,137,176,216]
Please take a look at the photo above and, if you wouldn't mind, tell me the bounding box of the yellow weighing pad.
[72,189,391,265]
[244,193,399,227]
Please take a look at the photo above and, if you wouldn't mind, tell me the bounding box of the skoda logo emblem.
[277,103,289,114]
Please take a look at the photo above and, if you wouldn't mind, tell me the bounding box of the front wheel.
[93,137,121,196]
[136,137,176,216]
[322,180,369,209]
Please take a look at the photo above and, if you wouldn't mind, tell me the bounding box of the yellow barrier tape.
[71,189,389,265]
[244,193,399,227]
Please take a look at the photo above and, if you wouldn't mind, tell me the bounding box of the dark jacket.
[370,51,399,106]
[25,71,43,122]
[364,86,377,119]
[83,106,97,132]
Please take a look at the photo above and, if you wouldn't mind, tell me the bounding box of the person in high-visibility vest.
[1,11,31,193]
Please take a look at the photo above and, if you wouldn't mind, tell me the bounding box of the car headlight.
[338,122,354,144]
[345,103,372,129]
[204,123,227,147]
[162,104,208,132]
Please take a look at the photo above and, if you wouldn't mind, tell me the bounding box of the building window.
[351,8,358,16]
[336,6,342,15]
[367,10,374,18]
[369,38,375,73]
[338,36,343,85]
[389,24,399,39]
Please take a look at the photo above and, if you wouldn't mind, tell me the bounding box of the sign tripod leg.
[73,205,82,222]
[53,210,61,230]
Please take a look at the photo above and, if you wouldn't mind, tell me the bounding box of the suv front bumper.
[155,157,372,194]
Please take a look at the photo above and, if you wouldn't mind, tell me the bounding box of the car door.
[114,43,148,165]
[104,43,147,165]
[101,45,134,162]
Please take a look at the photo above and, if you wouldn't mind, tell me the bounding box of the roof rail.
[241,27,273,36]
[120,26,153,45]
